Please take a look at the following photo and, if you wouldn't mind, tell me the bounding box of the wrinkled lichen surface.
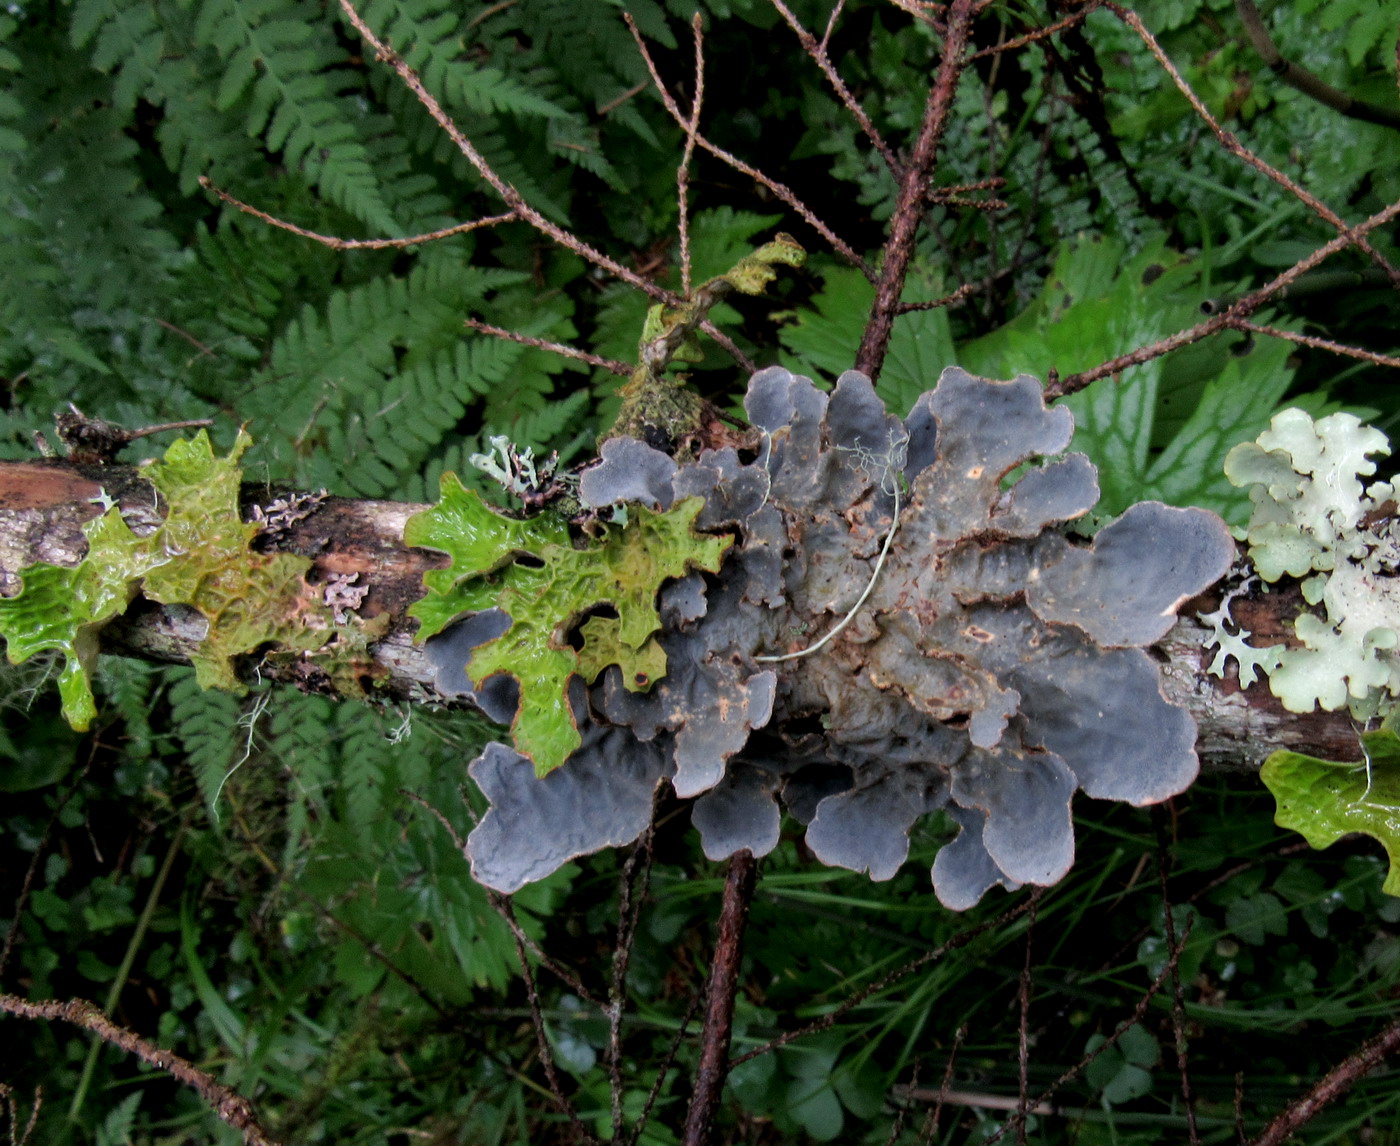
[426,366,1234,909]
[1209,409,1400,717]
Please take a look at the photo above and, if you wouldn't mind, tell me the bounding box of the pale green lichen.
[405,473,732,776]
[1209,409,1400,717]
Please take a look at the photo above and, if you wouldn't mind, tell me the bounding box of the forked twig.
[625,13,875,282]
[769,0,901,176]
[504,906,601,1145]
[968,4,1103,61]
[1046,196,1400,399]
[982,915,1196,1145]
[337,0,672,306]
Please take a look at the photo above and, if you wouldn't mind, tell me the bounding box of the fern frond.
[356,0,570,121]
[169,671,244,814]
[0,16,24,155]
[195,0,399,233]
[68,0,166,110]
[244,258,533,487]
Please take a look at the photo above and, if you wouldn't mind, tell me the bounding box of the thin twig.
[1154,807,1200,1146]
[855,0,977,381]
[505,904,600,1145]
[678,14,706,298]
[1235,1071,1247,1144]
[968,5,1103,61]
[463,318,632,376]
[599,81,648,116]
[1249,1015,1400,1146]
[1104,2,1400,288]
[921,1024,966,1145]
[608,820,657,1144]
[69,813,191,1123]
[1046,195,1400,399]
[1235,0,1400,130]
[625,14,876,282]
[1223,319,1400,370]
[1015,891,1039,1146]
[0,766,89,981]
[0,995,280,1146]
[896,282,978,313]
[682,851,759,1146]
[201,179,517,250]
[488,891,601,1009]
[627,991,703,1146]
[769,0,900,175]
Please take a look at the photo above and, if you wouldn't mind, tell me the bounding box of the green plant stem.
[68,811,191,1124]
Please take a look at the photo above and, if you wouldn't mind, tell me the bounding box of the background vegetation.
[2,0,1400,1142]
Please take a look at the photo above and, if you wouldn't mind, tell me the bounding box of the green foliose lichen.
[1261,725,1400,896]
[406,473,732,776]
[0,431,366,729]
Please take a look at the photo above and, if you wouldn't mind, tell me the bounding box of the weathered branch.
[0,457,1368,773]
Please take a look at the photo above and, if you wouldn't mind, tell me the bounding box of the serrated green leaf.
[1261,729,1400,896]
[407,476,731,775]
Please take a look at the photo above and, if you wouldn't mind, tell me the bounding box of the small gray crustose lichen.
[428,366,1234,909]
[1205,408,1400,717]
